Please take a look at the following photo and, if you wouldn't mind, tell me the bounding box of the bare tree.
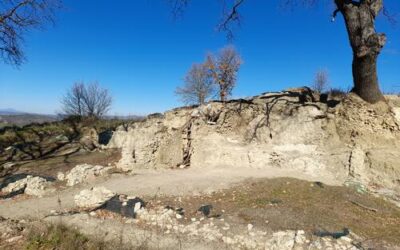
[61,82,85,117]
[61,81,112,119]
[82,82,113,118]
[312,69,329,93]
[206,46,242,102]
[169,0,395,104]
[0,0,62,65]
[175,63,214,105]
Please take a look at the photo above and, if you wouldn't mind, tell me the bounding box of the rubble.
[74,187,115,210]
[1,175,54,197]
[131,205,359,249]
[65,164,112,186]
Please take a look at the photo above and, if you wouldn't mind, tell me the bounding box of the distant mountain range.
[0,108,144,128]
[0,109,59,127]
[0,108,29,115]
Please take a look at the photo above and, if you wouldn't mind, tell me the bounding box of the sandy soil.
[0,166,341,220]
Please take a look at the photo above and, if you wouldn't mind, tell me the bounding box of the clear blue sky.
[1,0,399,115]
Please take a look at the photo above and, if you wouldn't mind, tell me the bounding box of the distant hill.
[0,108,144,128]
[0,108,28,115]
[0,113,59,127]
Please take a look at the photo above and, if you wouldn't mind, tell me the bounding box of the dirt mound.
[107,89,400,196]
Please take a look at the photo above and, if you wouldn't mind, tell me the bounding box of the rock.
[1,175,53,197]
[101,195,145,218]
[134,201,142,213]
[65,164,112,186]
[198,204,213,217]
[74,187,115,210]
[105,90,400,197]
[6,235,23,243]
[247,224,253,231]
[265,231,296,250]
[79,128,100,151]
[57,172,65,181]
[24,177,54,197]
[313,228,350,239]
[2,178,28,194]
[2,162,16,170]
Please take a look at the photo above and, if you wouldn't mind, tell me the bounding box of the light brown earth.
[1,90,400,249]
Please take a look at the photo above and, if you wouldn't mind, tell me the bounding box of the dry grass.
[15,149,121,178]
[25,224,113,250]
[151,178,400,247]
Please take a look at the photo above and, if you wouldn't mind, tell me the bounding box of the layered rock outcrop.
[107,89,400,194]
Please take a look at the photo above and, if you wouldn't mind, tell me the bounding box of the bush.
[329,88,348,98]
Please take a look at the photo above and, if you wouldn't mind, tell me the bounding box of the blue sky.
[1,0,399,115]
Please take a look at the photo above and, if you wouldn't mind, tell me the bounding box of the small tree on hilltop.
[175,63,214,105]
[61,81,112,119]
[312,69,329,93]
[206,46,242,102]
[61,82,85,117]
[82,82,112,118]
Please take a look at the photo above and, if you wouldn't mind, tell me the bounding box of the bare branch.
[217,0,245,40]
[0,0,62,65]
[61,81,112,119]
[176,63,215,105]
[312,69,329,93]
[167,0,190,20]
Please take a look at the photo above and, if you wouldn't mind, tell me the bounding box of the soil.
[149,177,400,247]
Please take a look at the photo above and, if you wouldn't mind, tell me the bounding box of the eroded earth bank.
[1,88,400,249]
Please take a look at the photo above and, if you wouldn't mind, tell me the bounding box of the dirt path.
[0,166,341,220]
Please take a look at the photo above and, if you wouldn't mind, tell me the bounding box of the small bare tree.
[175,63,214,105]
[312,69,329,93]
[206,46,242,102]
[61,82,85,117]
[61,81,112,118]
[0,0,62,65]
[82,82,113,118]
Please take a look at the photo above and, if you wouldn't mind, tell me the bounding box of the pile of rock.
[0,217,26,247]
[60,164,112,186]
[74,187,115,210]
[71,187,360,250]
[133,205,358,250]
[1,175,54,197]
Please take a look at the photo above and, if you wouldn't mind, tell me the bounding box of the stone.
[1,178,28,194]
[198,204,213,217]
[1,175,53,197]
[79,128,100,151]
[74,187,115,210]
[57,172,65,181]
[265,231,296,250]
[6,235,23,243]
[65,164,112,186]
[105,91,400,199]
[133,201,142,213]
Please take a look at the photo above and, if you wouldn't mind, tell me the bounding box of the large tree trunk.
[335,0,386,103]
[352,54,382,103]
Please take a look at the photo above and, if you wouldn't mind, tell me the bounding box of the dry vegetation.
[150,178,400,247]
[25,224,111,250]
